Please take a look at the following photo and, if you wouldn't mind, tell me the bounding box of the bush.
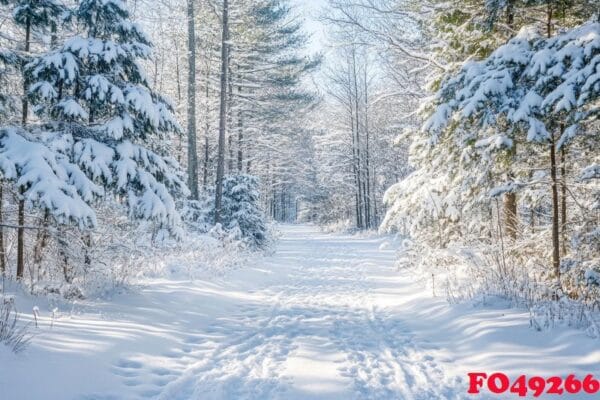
[0,298,32,353]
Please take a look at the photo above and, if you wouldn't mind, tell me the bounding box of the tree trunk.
[214,0,229,224]
[227,135,233,172]
[227,61,234,173]
[280,191,286,221]
[362,171,368,228]
[58,229,71,284]
[372,164,378,227]
[0,184,4,275]
[83,232,92,272]
[352,50,364,229]
[506,0,515,27]
[550,136,561,282]
[350,49,363,229]
[203,67,211,188]
[32,211,50,282]
[203,133,209,188]
[16,195,25,280]
[17,18,31,281]
[21,19,30,127]
[560,147,567,256]
[363,66,372,229]
[237,72,243,172]
[546,3,553,38]
[186,0,199,199]
[237,125,243,172]
[545,1,560,283]
[349,100,361,228]
[503,0,518,242]
[504,192,518,240]
[174,37,183,164]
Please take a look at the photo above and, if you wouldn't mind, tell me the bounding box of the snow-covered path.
[80,225,454,400]
[3,225,600,399]
[147,225,459,400]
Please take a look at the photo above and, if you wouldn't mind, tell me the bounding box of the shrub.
[0,298,32,353]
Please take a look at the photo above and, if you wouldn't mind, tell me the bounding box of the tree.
[423,20,600,281]
[0,22,21,275]
[27,0,188,236]
[186,0,199,200]
[214,0,229,224]
[218,174,268,247]
[3,0,68,280]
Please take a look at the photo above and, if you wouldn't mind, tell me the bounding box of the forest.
[0,0,599,399]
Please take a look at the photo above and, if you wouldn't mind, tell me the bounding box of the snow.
[104,116,131,139]
[0,127,98,227]
[425,21,600,149]
[57,98,89,120]
[29,81,58,100]
[474,134,513,151]
[2,225,599,399]
[489,181,524,197]
[124,85,160,129]
[526,117,550,142]
[509,90,542,122]
[579,164,600,181]
[557,123,580,150]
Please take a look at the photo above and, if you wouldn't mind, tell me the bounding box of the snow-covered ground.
[1,225,599,399]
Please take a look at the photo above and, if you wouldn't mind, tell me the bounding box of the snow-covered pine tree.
[26,0,188,236]
[0,0,90,281]
[219,174,267,248]
[0,1,20,274]
[484,0,597,35]
[179,174,267,247]
[12,0,68,122]
[380,0,595,244]
[0,126,99,226]
[423,20,600,281]
[201,0,319,224]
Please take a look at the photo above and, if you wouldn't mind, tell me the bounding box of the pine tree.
[423,20,600,281]
[26,0,188,235]
[219,174,268,247]
[1,0,70,280]
[232,0,319,220]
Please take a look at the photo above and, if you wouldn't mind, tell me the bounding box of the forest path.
[6,225,600,400]
[109,224,461,400]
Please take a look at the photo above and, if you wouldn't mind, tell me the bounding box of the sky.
[292,0,328,56]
